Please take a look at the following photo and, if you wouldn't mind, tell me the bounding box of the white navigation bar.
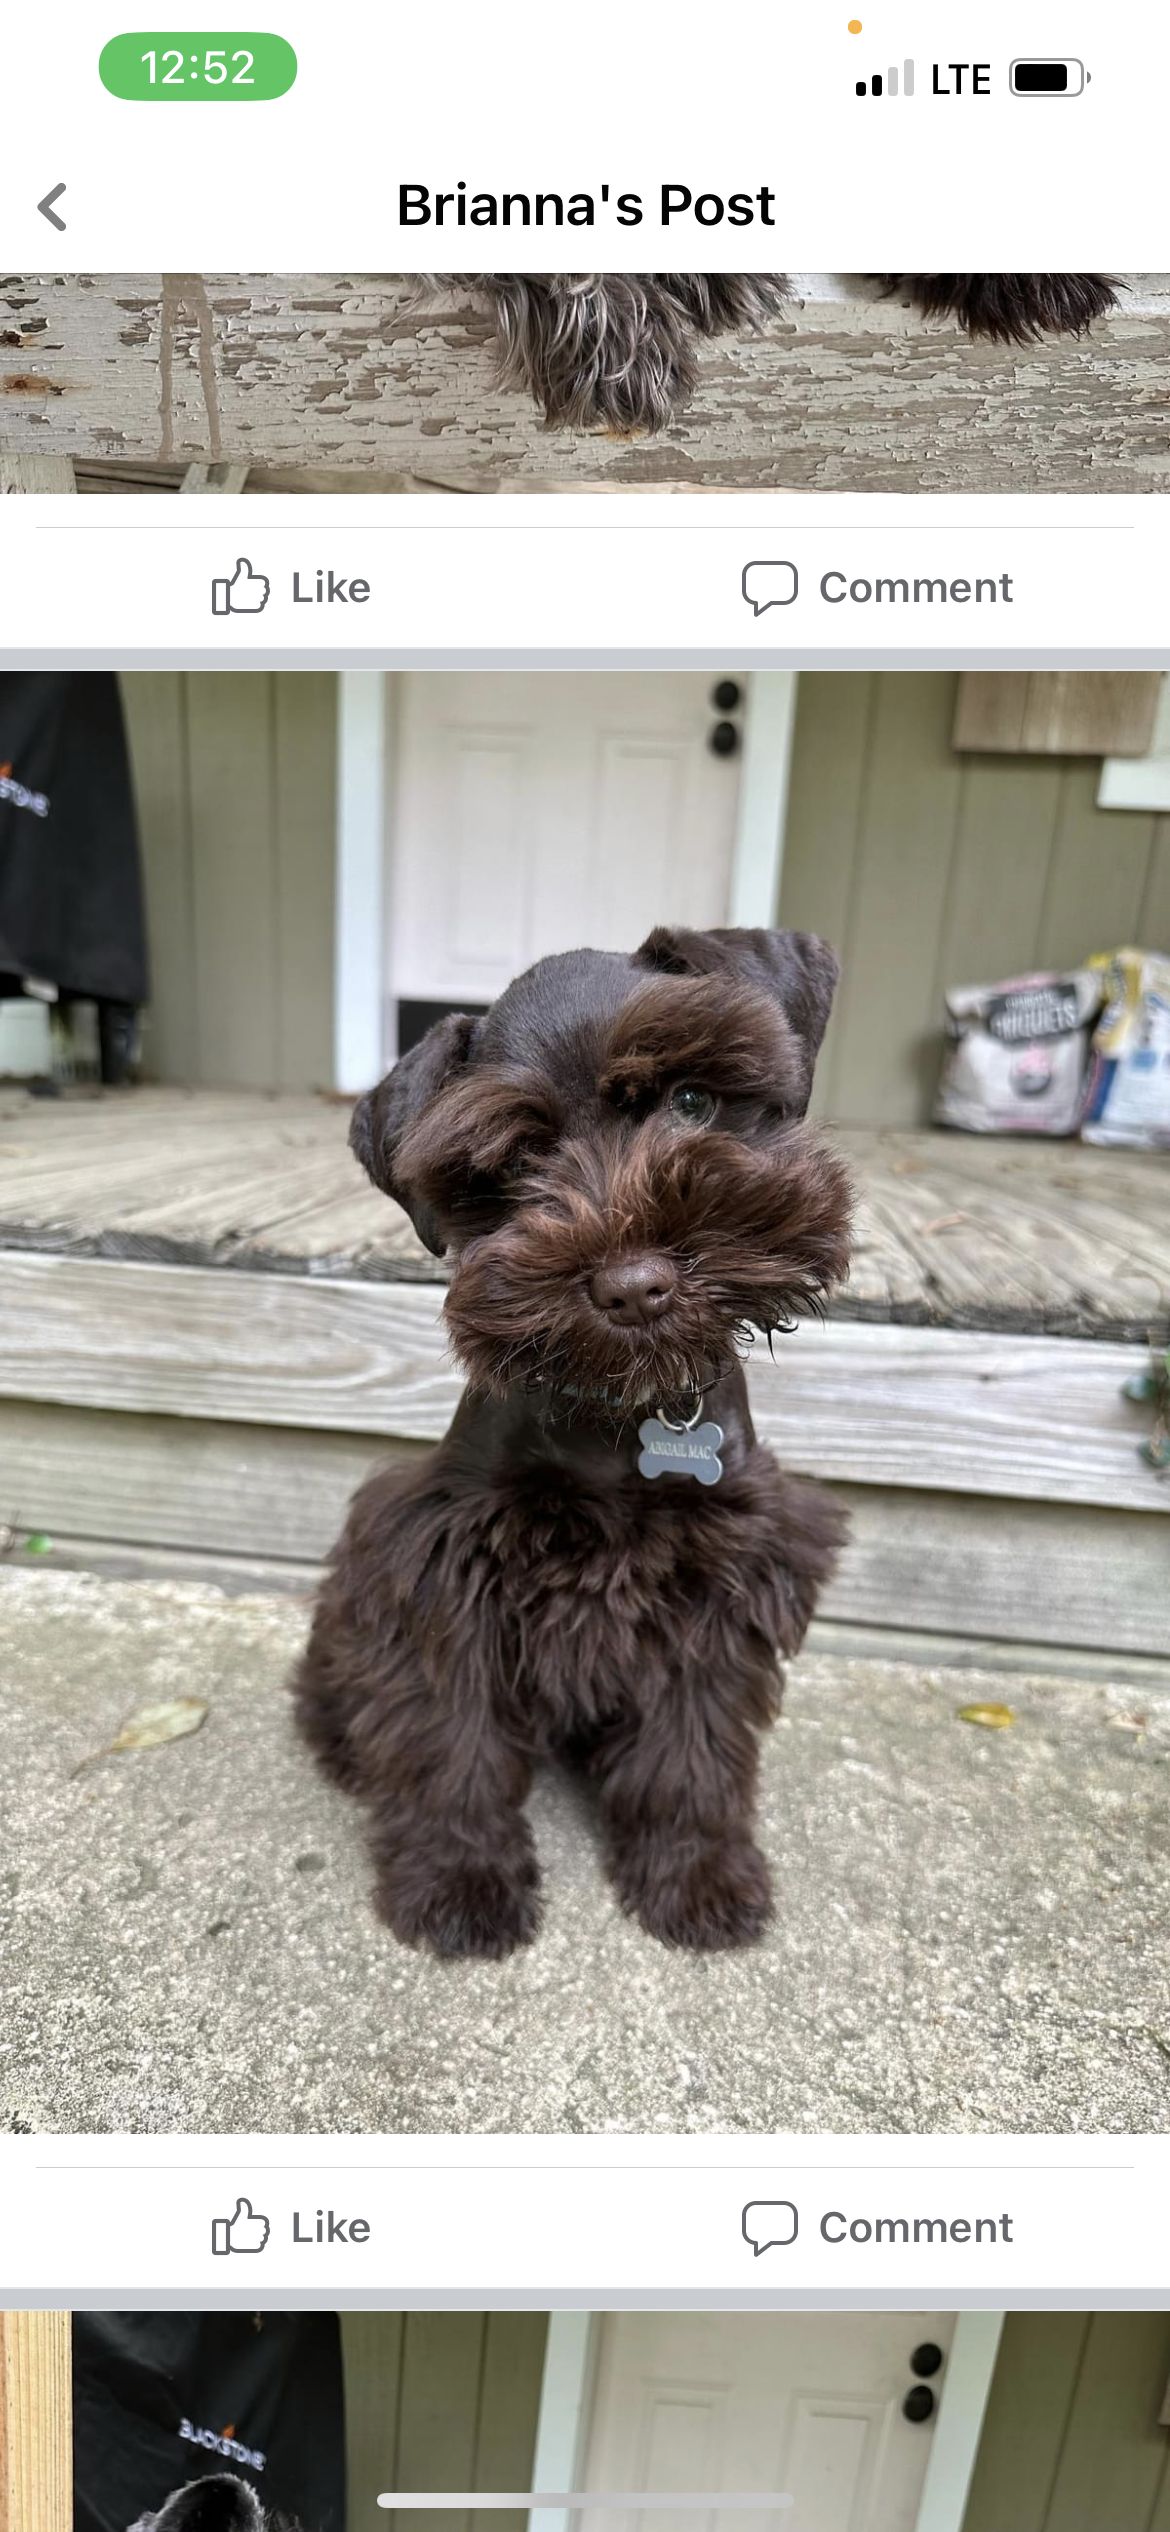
[1,2,1164,265]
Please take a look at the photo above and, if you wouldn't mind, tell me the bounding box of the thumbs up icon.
[211,558,271,616]
[211,2196,271,2254]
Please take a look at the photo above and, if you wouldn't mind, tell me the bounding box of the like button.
[211,558,271,616]
[211,2195,271,2254]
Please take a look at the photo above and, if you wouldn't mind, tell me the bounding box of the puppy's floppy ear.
[349,1012,479,1255]
[635,924,838,1112]
[142,2478,265,2532]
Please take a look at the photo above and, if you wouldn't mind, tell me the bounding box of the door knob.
[709,719,740,757]
[911,2343,944,2378]
[903,2386,936,2425]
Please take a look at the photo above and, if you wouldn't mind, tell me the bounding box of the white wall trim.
[913,2311,1005,2532]
[728,672,799,927]
[1099,669,1170,808]
[333,671,389,1092]
[529,2315,600,2532]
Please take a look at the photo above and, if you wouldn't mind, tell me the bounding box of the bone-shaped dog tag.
[637,1415,725,1486]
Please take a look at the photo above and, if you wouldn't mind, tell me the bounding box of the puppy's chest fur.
[348,1423,839,1741]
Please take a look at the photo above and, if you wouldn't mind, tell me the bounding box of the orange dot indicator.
[848,18,862,29]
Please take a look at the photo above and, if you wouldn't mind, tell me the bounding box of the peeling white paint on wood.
[3,273,1169,488]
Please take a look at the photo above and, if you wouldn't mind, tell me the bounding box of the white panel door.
[388,673,743,1011]
[580,2313,957,2532]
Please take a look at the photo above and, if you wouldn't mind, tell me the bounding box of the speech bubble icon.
[742,560,799,614]
[742,2198,799,2255]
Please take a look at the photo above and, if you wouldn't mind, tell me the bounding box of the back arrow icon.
[38,185,67,231]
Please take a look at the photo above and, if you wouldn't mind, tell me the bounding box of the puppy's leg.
[589,1465,844,1951]
[478,276,699,432]
[293,1474,542,1959]
[893,273,1120,341]
[434,275,787,432]
[363,1664,541,1960]
[299,1622,541,1957]
[594,1659,776,1951]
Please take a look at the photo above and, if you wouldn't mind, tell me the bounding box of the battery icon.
[1010,57,1087,95]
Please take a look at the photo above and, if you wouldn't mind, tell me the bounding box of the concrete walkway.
[3,1567,1168,2135]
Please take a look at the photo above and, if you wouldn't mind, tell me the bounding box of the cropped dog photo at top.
[2,274,1169,493]
[0,665,1167,2136]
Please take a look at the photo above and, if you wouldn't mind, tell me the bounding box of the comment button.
[741,2199,799,2255]
[742,561,799,614]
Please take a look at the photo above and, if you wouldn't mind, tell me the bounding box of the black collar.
[526,1375,713,1431]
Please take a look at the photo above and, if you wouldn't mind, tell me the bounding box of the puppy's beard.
[444,1264,834,1407]
[440,1127,852,1403]
[444,1274,722,1406]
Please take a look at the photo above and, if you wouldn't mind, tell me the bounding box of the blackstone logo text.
[178,2418,267,2472]
[0,764,50,818]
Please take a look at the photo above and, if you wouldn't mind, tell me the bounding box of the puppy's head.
[351,926,852,1407]
[129,2477,297,2532]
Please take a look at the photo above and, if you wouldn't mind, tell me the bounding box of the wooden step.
[3,1400,1164,1660]
[0,1248,1162,1516]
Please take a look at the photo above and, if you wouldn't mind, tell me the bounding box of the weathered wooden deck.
[1,1087,1165,1339]
[3,275,1170,491]
[1,1088,1165,1658]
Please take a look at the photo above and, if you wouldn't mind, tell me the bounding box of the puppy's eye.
[452,1169,514,1230]
[668,1083,716,1127]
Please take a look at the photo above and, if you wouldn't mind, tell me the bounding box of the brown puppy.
[294,926,853,1958]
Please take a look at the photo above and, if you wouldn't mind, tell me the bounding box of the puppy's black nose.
[589,1255,678,1328]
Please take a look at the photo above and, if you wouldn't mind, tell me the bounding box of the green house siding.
[963,2314,1170,2532]
[342,2313,549,2532]
[121,669,337,1091]
[779,673,1170,1125]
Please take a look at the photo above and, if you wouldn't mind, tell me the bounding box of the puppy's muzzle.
[588,1253,678,1330]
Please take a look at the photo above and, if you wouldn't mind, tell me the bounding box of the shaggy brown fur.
[294,926,853,1958]
[433,274,791,431]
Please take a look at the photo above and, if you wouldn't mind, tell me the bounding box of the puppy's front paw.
[1035,274,1120,336]
[376,1852,542,1960]
[963,273,1119,341]
[619,1837,774,1952]
[899,272,1119,344]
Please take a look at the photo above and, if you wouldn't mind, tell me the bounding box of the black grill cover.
[0,672,148,1004]
[72,2314,344,2532]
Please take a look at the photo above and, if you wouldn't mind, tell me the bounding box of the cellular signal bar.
[856,58,915,96]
